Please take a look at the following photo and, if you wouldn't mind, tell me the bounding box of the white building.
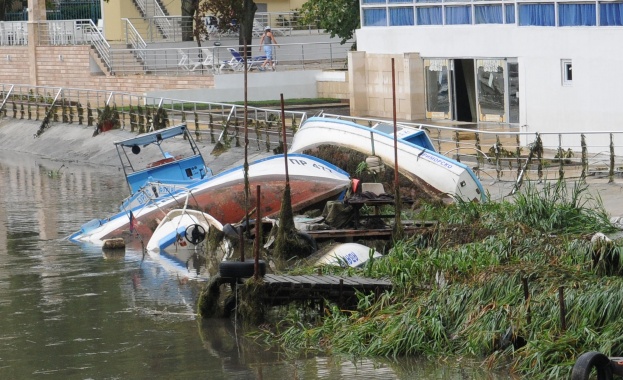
[351,0,623,152]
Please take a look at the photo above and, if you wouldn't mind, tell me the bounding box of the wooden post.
[254,185,261,280]
[281,94,289,184]
[522,277,531,324]
[559,286,566,331]
[239,224,245,262]
[391,58,403,240]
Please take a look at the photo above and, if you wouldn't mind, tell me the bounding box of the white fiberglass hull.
[290,117,486,202]
[69,153,351,245]
[315,243,383,268]
[146,209,224,253]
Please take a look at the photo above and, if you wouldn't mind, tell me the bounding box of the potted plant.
[96,104,120,134]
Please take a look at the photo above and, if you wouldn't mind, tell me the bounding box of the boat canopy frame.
[114,124,205,193]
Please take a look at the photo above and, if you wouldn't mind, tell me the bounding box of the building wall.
[0,46,214,98]
[348,50,425,120]
[2,48,30,84]
[317,71,349,100]
[261,0,306,12]
[354,25,623,150]
[102,1,145,42]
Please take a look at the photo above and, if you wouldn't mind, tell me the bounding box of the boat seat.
[147,157,176,168]
[361,182,385,196]
[146,155,185,168]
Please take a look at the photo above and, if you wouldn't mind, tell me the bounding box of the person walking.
[259,26,278,71]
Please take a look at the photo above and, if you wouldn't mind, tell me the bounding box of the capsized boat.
[146,209,233,278]
[146,209,225,253]
[289,116,486,203]
[315,243,383,268]
[69,152,351,245]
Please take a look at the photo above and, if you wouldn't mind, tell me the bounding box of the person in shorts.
[259,26,278,71]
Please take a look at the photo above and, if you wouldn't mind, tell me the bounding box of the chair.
[179,49,221,73]
[220,47,266,72]
[200,48,219,73]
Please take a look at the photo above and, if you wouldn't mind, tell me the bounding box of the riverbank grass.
[258,180,622,378]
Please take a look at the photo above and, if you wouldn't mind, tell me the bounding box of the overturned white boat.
[146,209,224,253]
[315,243,383,268]
[146,209,232,278]
[290,116,486,203]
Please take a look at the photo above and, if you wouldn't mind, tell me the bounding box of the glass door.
[476,59,506,122]
[424,59,452,120]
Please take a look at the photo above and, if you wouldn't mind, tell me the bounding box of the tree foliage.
[299,0,359,45]
[199,0,257,48]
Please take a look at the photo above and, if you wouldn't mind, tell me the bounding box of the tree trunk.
[238,0,257,57]
[181,0,199,42]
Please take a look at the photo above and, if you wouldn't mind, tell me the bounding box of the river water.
[0,151,515,379]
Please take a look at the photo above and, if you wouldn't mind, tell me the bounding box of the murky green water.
[0,152,516,379]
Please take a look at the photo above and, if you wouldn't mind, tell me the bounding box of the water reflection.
[0,151,513,379]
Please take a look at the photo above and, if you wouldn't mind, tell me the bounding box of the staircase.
[90,43,148,76]
[131,0,182,41]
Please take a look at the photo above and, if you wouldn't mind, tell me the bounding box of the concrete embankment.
[0,118,272,174]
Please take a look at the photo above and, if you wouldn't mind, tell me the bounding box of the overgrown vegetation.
[253,181,622,379]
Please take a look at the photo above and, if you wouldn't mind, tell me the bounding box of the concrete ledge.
[146,70,322,103]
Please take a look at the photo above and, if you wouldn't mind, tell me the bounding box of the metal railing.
[318,113,623,186]
[0,21,28,46]
[133,0,177,39]
[0,84,308,152]
[2,83,623,187]
[123,19,148,64]
[106,41,350,76]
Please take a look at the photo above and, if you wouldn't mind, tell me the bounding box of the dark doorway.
[452,59,476,122]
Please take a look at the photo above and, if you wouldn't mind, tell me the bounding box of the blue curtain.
[389,0,412,3]
[518,4,555,26]
[559,4,596,26]
[417,7,443,25]
[362,0,386,3]
[600,2,623,26]
[363,8,388,26]
[416,0,442,3]
[446,6,472,25]
[505,4,515,24]
[390,7,415,25]
[475,5,503,24]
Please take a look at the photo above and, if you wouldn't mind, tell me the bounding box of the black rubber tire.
[571,351,613,380]
[219,259,266,278]
[185,224,206,245]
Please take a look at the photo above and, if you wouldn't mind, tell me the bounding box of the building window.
[417,7,443,25]
[390,7,415,25]
[518,4,555,26]
[562,60,572,85]
[446,6,472,25]
[600,2,623,26]
[475,5,503,24]
[505,4,516,24]
[363,8,388,26]
[559,3,596,26]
